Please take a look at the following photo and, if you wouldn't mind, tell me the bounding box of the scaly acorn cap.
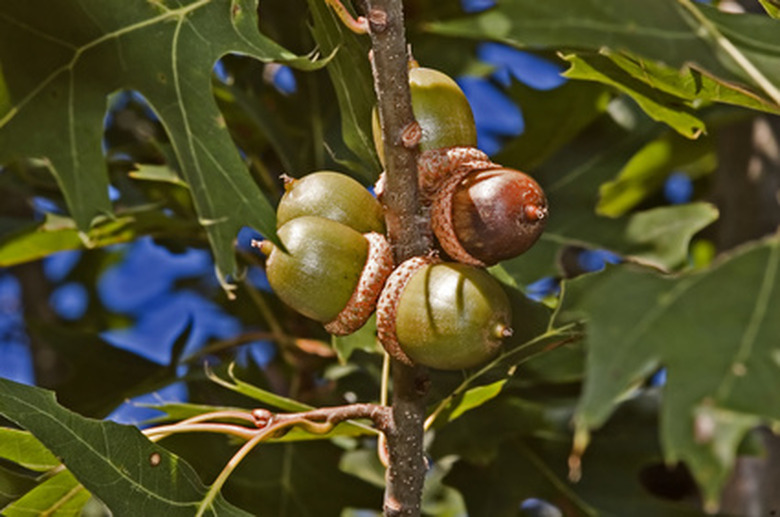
[375,255,438,365]
[324,231,393,335]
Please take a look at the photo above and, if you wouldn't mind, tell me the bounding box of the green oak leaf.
[1,469,91,517]
[562,234,780,505]
[0,0,322,286]
[0,377,251,516]
[426,0,780,117]
[308,0,380,180]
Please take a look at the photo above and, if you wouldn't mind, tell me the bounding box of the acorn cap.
[324,231,394,336]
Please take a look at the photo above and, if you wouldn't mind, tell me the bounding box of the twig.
[363,0,431,515]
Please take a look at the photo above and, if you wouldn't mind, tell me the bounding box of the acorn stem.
[251,239,274,257]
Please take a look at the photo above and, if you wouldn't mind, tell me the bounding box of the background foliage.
[1,0,780,515]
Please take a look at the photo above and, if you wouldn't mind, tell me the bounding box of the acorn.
[419,147,548,267]
[257,216,393,336]
[276,171,385,234]
[372,66,477,166]
[376,256,512,370]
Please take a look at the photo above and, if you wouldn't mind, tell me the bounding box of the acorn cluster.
[257,66,547,371]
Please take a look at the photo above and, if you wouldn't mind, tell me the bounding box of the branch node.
[368,8,389,32]
[401,121,422,148]
[252,409,272,428]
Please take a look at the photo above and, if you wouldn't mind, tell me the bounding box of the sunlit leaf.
[427,0,780,114]
[1,469,90,517]
[0,428,60,472]
[562,53,705,138]
[0,209,201,267]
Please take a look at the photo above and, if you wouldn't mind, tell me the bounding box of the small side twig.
[142,403,392,516]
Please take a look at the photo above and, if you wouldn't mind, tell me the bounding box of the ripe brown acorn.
[376,256,512,370]
[258,216,393,336]
[419,147,548,267]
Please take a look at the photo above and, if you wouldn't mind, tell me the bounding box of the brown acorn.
[418,147,548,267]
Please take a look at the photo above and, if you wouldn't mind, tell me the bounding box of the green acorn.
[276,171,385,234]
[258,216,393,336]
[372,66,477,165]
[376,256,512,370]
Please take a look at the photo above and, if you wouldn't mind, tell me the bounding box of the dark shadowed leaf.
[308,0,380,179]
[562,234,780,505]
[163,434,383,516]
[435,393,705,517]
[1,469,90,517]
[496,79,610,170]
[29,324,170,418]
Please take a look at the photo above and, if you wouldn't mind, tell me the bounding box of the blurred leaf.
[623,203,719,269]
[30,324,170,418]
[332,314,380,362]
[0,378,250,516]
[497,80,611,170]
[129,163,188,187]
[0,428,60,471]
[0,207,201,268]
[562,53,705,138]
[0,0,322,283]
[597,130,716,217]
[1,469,90,517]
[435,393,704,517]
[563,235,780,505]
[759,0,780,18]
[426,0,780,109]
[308,0,380,179]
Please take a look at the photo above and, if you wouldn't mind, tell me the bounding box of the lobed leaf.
[0,0,322,284]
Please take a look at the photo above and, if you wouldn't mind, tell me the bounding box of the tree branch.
[362,0,430,515]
